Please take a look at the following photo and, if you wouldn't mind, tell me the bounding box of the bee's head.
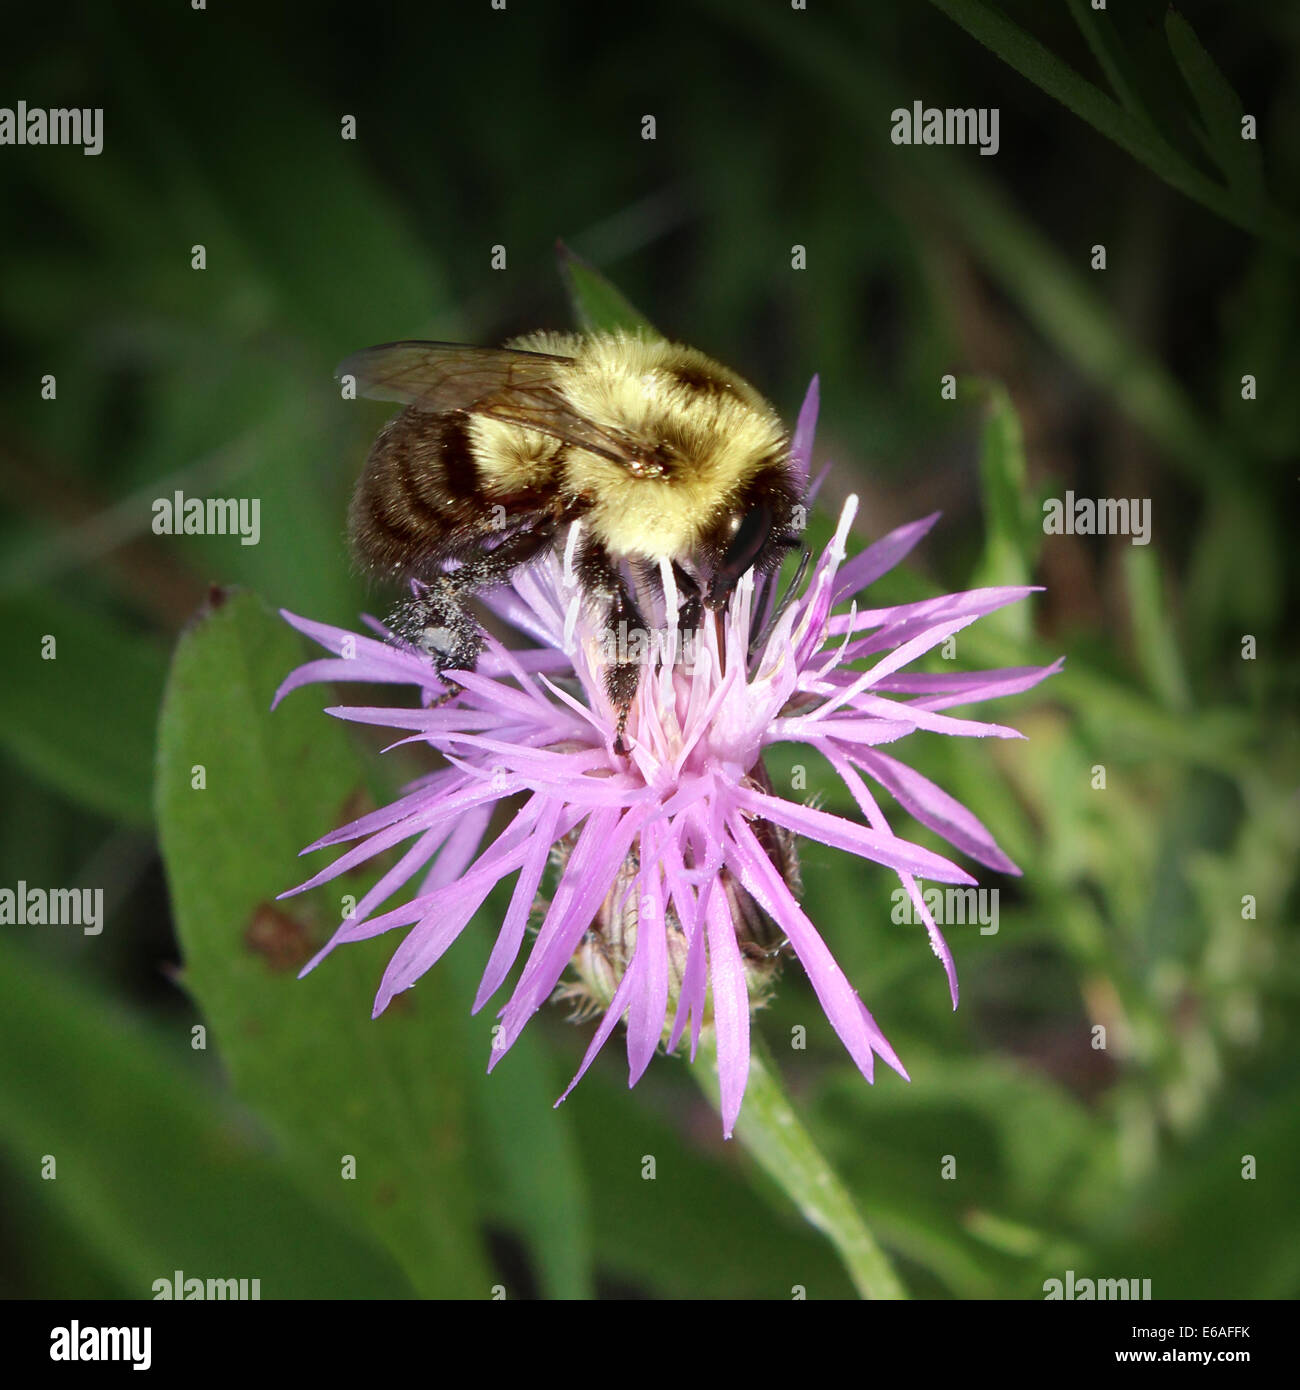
[704,464,802,610]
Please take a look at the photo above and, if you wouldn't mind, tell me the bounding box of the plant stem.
[692,1030,907,1299]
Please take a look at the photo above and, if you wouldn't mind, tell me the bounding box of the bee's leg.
[671,562,703,636]
[391,524,556,684]
[390,581,484,679]
[577,538,646,754]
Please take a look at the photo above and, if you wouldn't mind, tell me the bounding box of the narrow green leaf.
[1124,546,1192,713]
[558,242,658,336]
[694,1031,907,1299]
[924,0,1299,253]
[1165,9,1265,205]
[964,379,1037,641]
[156,589,492,1298]
[565,1066,856,1298]
[703,0,1246,492]
[0,593,167,826]
[960,624,1253,780]
[928,0,1150,154]
[1066,0,1152,124]
[812,1052,1107,1297]
[1184,492,1282,673]
[0,939,413,1298]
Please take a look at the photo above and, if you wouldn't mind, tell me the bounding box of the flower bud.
[556,765,800,1040]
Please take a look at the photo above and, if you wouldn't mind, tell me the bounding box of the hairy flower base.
[556,848,786,1027]
[555,783,795,1030]
[276,381,1061,1135]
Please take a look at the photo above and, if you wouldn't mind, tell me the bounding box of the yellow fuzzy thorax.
[476,330,789,561]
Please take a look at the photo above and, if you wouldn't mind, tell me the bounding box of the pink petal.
[703,876,751,1137]
[832,512,941,603]
[907,657,1065,712]
[724,814,900,1085]
[626,832,669,1084]
[492,806,646,1064]
[810,738,960,1005]
[850,747,1019,876]
[789,375,820,491]
[730,783,976,884]
[474,797,569,1011]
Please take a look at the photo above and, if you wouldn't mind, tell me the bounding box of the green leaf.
[565,1066,857,1298]
[0,593,167,826]
[964,379,1038,641]
[1098,1063,1300,1297]
[928,0,1152,154]
[957,621,1255,781]
[558,242,658,336]
[814,1051,1109,1298]
[703,0,1243,493]
[694,1032,906,1299]
[445,940,594,1300]
[1123,545,1192,713]
[155,589,491,1298]
[1066,0,1154,125]
[924,0,1299,253]
[0,938,413,1297]
[1165,9,1265,206]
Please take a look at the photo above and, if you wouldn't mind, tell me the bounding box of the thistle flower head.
[276,381,1060,1135]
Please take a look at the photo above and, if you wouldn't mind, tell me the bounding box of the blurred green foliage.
[0,0,1295,1298]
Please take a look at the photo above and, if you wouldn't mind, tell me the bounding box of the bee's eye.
[710,503,773,604]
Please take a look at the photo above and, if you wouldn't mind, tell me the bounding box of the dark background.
[0,0,1295,1299]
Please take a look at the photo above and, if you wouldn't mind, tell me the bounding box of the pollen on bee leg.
[420,627,457,660]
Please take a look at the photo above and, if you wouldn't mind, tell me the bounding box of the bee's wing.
[338,340,654,471]
[338,341,571,409]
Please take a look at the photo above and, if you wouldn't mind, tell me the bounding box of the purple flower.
[275,381,1060,1136]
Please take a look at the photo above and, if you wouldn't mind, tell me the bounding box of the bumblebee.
[341,330,802,744]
